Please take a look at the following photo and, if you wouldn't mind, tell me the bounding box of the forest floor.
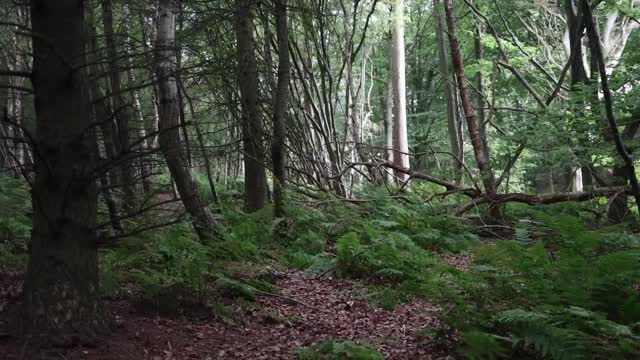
[0,255,472,359]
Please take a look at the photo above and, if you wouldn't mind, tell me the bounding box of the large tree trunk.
[101,0,138,211]
[21,0,106,344]
[272,0,290,219]
[444,0,501,221]
[156,0,218,241]
[390,0,410,183]
[236,0,268,212]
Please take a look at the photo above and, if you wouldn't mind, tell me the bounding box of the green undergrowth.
[96,186,480,315]
[0,176,30,268]
[417,204,640,359]
[282,198,640,359]
[3,174,639,359]
[294,340,384,360]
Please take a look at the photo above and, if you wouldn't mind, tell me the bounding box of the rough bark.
[272,0,290,219]
[21,0,106,344]
[390,0,410,183]
[236,0,268,212]
[156,0,218,241]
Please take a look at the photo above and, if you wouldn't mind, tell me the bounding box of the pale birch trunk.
[391,0,410,183]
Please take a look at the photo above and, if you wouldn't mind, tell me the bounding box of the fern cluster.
[294,340,384,360]
[420,204,640,359]
[0,175,31,267]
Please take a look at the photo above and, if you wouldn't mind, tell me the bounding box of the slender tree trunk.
[156,0,218,241]
[444,0,501,220]
[391,0,410,183]
[123,7,153,195]
[87,12,123,232]
[385,70,395,184]
[138,11,161,150]
[236,0,268,212]
[564,0,591,193]
[474,16,491,170]
[565,0,589,88]
[0,57,9,170]
[175,14,193,168]
[95,126,124,233]
[21,0,106,344]
[606,110,640,222]
[181,79,220,207]
[12,88,24,171]
[272,0,290,219]
[434,0,463,184]
[581,0,640,217]
[101,0,138,211]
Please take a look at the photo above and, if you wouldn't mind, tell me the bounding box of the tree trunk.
[0,56,9,170]
[384,70,395,184]
[175,14,194,168]
[391,0,410,183]
[21,0,106,344]
[474,15,491,173]
[101,0,138,211]
[87,9,123,228]
[444,0,501,221]
[434,0,463,184]
[123,6,153,195]
[564,0,590,193]
[582,0,640,219]
[181,78,220,207]
[236,0,268,212]
[88,36,123,233]
[12,87,24,172]
[272,0,290,220]
[565,0,589,88]
[156,0,218,241]
[138,10,161,151]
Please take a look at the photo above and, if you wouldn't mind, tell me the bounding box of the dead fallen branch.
[342,162,631,218]
[454,188,629,216]
[346,161,481,197]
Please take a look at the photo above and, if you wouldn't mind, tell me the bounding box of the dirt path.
[1,269,445,359]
